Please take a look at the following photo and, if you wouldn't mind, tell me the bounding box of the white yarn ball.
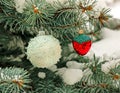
[62,69,83,85]
[38,72,46,79]
[26,35,61,68]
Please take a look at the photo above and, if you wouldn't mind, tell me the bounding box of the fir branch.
[0,32,24,55]
[0,67,32,93]
[0,0,111,42]
[51,21,80,29]
[35,80,56,93]
[54,85,78,93]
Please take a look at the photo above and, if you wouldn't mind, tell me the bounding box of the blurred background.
[103,0,120,29]
[107,0,120,19]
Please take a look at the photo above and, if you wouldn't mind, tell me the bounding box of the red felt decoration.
[72,40,92,56]
[72,32,92,56]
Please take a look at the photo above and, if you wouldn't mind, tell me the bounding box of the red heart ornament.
[72,34,92,56]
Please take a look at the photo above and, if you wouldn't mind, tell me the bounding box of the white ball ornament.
[38,72,46,79]
[62,68,83,85]
[26,35,62,68]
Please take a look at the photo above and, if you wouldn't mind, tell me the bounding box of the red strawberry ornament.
[72,31,92,56]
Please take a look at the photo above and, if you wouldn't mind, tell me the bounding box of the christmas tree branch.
[0,0,111,42]
[0,67,32,93]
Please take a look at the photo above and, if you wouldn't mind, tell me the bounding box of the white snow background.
[86,28,120,60]
[86,0,120,59]
[86,0,120,67]
[109,0,120,19]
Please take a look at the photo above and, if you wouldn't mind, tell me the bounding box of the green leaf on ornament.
[73,34,91,43]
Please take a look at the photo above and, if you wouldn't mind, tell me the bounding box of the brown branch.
[109,72,120,80]
[0,81,7,84]
[79,3,93,12]
[12,79,24,88]
[99,12,108,25]
[0,6,3,13]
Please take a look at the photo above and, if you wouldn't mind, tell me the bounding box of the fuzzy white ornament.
[38,72,46,79]
[26,35,61,68]
[62,68,83,85]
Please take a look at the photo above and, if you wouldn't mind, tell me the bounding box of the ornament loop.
[78,30,84,34]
